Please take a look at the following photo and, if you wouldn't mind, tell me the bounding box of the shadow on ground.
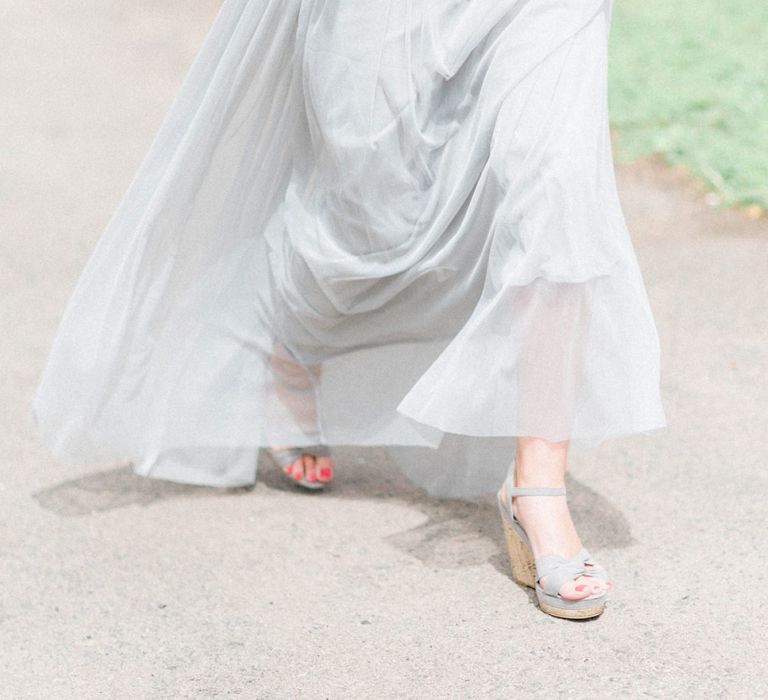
[33,447,634,579]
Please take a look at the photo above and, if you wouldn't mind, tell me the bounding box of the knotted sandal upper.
[535,551,593,597]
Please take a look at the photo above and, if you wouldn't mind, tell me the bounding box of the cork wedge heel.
[499,504,537,588]
[497,471,608,620]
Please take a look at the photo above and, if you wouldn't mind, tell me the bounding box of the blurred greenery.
[608,0,768,211]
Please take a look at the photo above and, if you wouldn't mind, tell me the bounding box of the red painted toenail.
[319,468,331,479]
[293,472,302,480]
[575,584,587,592]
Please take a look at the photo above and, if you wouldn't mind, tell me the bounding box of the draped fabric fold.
[32,0,666,493]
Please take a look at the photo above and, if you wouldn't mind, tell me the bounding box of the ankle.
[512,439,568,490]
[510,494,582,558]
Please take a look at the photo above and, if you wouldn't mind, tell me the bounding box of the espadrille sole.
[537,597,605,620]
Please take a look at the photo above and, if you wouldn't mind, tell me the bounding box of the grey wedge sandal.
[497,470,608,620]
[267,445,332,491]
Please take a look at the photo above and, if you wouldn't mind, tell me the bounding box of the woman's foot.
[511,438,611,601]
[270,445,334,485]
[267,344,333,486]
[507,485,610,600]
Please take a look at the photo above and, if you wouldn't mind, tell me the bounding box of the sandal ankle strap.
[504,481,566,517]
[507,485,566,496]
[505,457,567,499]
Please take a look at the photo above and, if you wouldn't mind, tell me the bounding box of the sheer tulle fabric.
[32,0,666,494]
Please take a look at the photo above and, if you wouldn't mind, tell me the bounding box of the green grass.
[608,0,768,210]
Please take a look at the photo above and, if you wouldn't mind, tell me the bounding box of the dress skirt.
[32,0,667,494]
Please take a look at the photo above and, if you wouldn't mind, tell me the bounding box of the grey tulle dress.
[32,0,667,497]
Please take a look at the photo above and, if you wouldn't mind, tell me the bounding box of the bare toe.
[303,454,318,482]
[574,574,606,599]
[584,562,612,591]
[553,578,593,601]
[316,455,333,483]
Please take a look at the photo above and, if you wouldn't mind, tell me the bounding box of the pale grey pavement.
[1,2,767,698]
